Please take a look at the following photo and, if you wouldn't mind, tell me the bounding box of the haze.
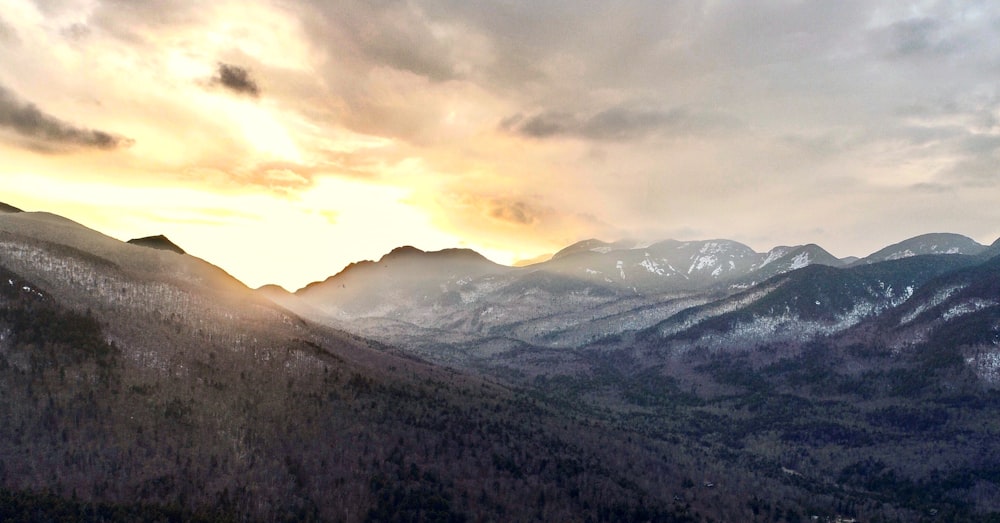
[2,0,999,290]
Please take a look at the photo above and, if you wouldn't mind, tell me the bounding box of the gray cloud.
[0,85,133,151]
[214,63,260,97]
[939,151,1000,188]
[505,106,740,142]
[299,1,459,82]
[871,17,961,59]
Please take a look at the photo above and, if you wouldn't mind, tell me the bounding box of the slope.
[0,209,709,522]
[639,254,978,354]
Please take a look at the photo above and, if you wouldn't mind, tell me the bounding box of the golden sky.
[2,1,999,290]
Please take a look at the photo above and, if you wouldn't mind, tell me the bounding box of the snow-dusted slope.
[639,254,978,355]
[858,233,985,264]
[536,239,844,293]
[0,210,299,370]
[291,238,845,347]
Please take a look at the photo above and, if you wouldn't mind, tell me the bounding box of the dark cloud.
[503,111,576,139]
[0,85,133,151]
[505,106,740,142]
[214,63,260,97]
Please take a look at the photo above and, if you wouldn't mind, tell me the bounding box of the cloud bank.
[2,0,1000,288]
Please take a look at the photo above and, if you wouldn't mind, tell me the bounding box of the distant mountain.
[289,234,988,350]
[127,234,186,254]
[543,239,762,291]
[296,245,512,319]
[858,232,985,264]
[550,238,642,260]
[641,254,978,352]
[733,243,843,288]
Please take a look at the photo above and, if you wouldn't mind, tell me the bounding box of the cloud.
[504,105,740,142]
[487,200,537,226]
[870,17,961,59]
[299,1,459,82]
[213,63,260,97]
[0,85,133,151]
[0,16,17,43]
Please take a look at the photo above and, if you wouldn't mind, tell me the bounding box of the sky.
[1,0,999,290]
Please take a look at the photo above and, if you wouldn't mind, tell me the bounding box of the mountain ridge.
[5,202,1000,520]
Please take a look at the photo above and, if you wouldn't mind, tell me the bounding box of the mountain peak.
[127,235,186,255]
[552,239,638,260]
[861,232,984,264]
[380,245,494,264]
[384,245,425,258]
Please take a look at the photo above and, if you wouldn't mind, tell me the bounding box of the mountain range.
[3,202,1000,521]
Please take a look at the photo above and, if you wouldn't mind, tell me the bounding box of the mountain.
[875,253,1000,366]
[542,239,761,291]
[0,202,22,213]
[550,238,642,260]
[127,234,186,254]
[982,236,1000,259]
[4,214,726,521]
[290,238,848,351]
[7,204,1000,521]
[296,245,512,319]
[731,243,843,288]
[639,254,978,353]
[858,232,986,264]
[287,233,996,359]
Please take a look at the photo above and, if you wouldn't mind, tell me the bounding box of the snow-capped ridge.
[860,233,985,264]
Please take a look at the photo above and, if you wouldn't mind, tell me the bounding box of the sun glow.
[0,172,475,290]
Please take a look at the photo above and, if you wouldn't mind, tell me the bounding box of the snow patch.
[639,257,665,275]
[900,284,967,325]
[757,247,790,270]
[788,252,811,270]
[967,346,1000,385]
[884,249,916,261]
[688,255,718,274]
[942,299,998,321]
